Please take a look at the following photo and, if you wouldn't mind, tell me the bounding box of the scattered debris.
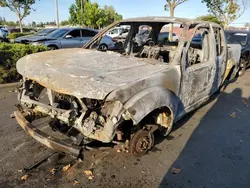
[171,167,181,174]
[62,164,71,172]
[73,179,79,186]
[84,170,94,180]
[10,113,15,118]
[17,169,23,173]
[21,174,29,181]
[236,109,242,112]
[242,99,248,107]
[142,170,145,173]
[50,168,56,175]
[230,112,236,118]
[116,149,121,153]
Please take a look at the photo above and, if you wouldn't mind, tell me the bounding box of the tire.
[98,44,108,51]
[238,59,246,77]
[48,45,58,50]
[129,129,154,157]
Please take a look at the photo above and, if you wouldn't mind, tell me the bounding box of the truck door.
[180,23,218,109]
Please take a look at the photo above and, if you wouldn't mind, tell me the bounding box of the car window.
[110,28,119,34]
[82,30,97,37]
[49,29,70,38]
[36,29,56,36]
[67,29,81,38]
[225,32,248,46]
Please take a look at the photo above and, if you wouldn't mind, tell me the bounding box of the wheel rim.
[238,61,246,76]
[99,44,107,51]
[135,136,151,153]
[130,129,154,156]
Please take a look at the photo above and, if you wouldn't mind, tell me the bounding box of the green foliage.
[68,0,123,28]
[0,43,47,83]
[201,0,247,28]
[60,20,70,26]
[7,32,33,39]
[197,14,224,25]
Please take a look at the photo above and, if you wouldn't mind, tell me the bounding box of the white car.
[107,27,129,38]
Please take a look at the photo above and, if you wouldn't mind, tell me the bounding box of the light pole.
[81,0,83,26]
[55,0,59,27]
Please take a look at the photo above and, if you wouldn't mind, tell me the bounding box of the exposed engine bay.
[18,80,126,145]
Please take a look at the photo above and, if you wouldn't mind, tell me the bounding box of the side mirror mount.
[65,35,73,39]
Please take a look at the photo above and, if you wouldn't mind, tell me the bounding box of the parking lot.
[0,70,249,188]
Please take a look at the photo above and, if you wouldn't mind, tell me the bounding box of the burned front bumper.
[14,111,82,156]
[15,80,128,154]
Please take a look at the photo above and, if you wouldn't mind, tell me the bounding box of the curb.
[0,82,20,89]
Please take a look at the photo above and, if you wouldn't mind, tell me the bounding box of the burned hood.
[17,49,166,100]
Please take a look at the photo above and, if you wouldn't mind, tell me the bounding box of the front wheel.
[129,129,154,156]
[48,45,58,50]
[238,59,247,77]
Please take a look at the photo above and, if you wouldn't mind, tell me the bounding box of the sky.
[0,0,249,26]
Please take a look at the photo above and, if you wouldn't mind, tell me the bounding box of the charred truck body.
[14,17,241,156]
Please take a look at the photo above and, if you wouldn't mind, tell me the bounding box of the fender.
[123,86,182,125]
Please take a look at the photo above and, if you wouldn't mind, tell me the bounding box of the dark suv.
[225,30,250,76]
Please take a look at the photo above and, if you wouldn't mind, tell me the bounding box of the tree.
[164,0,188,41]
[68,0,123,28]
[197,14,224,25]
[201,0,249,28]
[82,1,100,28]
[61,20,70,26]
[31,21,36,27]
[0,0,36,32]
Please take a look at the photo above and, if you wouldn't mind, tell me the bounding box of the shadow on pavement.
[159,88,250,188]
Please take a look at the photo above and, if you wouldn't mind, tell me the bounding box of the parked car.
[225,30,250,76]
[14,28,57,44]
[15,27,114,50]
[14,17,241,157]
[107,27,129,38]
[0,28,9,42]
[158,32,179,42]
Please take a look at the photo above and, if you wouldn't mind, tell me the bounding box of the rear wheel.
[98,44,108,51]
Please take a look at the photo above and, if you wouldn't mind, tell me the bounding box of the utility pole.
[81,0,83,26]
[55,0,59,28]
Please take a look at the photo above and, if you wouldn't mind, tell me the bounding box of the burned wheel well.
[138,106,174,136]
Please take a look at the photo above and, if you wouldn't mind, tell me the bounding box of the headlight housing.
[32,41,44,46]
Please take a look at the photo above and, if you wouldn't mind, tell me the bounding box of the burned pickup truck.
[14,17,241,157]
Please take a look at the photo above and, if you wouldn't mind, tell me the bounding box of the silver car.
[31,27,114,50]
